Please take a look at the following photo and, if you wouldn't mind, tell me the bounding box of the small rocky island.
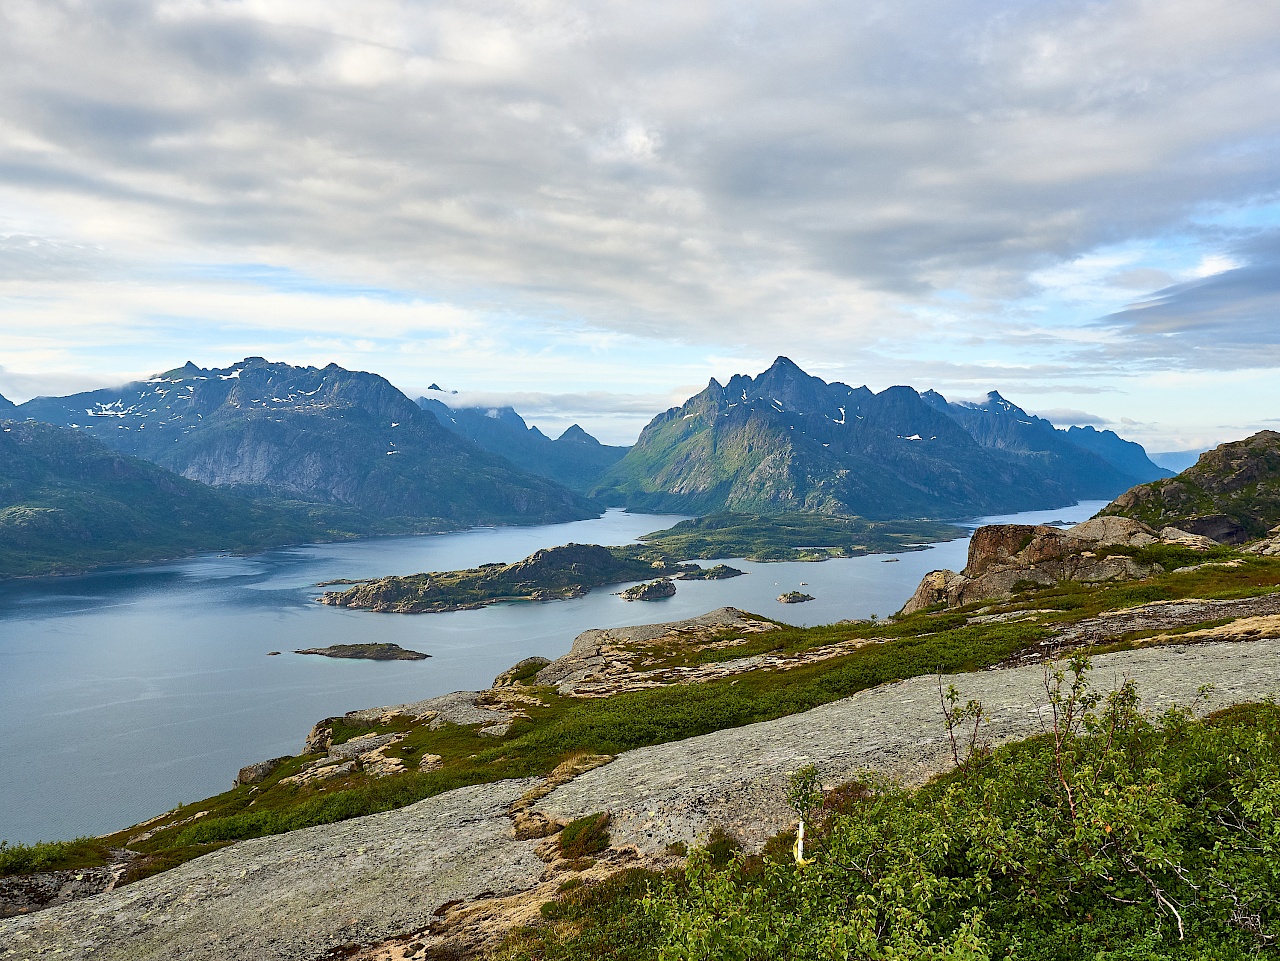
[778,590,815,603]
[676,564,745,580]
[621,578,677,601]
[294,643,430,661]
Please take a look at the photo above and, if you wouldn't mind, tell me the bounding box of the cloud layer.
[2,0,1279,445]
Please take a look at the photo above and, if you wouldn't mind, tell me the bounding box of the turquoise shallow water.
[0,503,1104,844]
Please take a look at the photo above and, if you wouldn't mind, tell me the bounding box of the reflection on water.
[0,503,1104,844]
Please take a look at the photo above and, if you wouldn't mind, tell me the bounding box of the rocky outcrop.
[900,516,1183,615]
[533,607,775,695]
[1245,524,1280,557]
[234,757,290,787]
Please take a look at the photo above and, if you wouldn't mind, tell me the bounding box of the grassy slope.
[496,700,1280,961]
[0,421,364,578]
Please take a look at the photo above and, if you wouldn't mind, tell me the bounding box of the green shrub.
[644,671,1280,961]
[559,812,611,859]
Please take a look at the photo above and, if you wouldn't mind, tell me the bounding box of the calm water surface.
[0,503,1104,844]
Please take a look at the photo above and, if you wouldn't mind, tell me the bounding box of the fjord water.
[0,503,1104,845]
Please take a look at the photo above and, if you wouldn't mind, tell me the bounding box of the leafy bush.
[643,669,1280,960]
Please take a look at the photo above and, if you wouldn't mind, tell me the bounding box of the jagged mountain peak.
[0,392,14,411]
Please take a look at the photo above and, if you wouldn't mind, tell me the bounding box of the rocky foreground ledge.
[5,609,1280,961]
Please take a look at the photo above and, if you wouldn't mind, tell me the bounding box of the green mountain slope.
[16,358,596,529]
[593,357,1163,519]
[1100,430,1280,542]
[0,421,354,577]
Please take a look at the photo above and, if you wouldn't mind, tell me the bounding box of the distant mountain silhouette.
[417,394,627,493]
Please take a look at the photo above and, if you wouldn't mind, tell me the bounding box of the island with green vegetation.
[777,590,814,603]
[319,543,698,613]
[638,511,964,561]
[294,643,429,661]
[674,563,743,580]
[319,513,961,614]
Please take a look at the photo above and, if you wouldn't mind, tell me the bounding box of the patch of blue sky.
[1189,197,1280,232]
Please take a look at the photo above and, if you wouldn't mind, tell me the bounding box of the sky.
[2,1,1280,448]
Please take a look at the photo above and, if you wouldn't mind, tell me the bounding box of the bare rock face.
[1159,527,1220,550]
[1066,515,1159,548]
[901,516,1166,615]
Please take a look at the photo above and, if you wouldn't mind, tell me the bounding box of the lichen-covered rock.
[1244,526,1280,556]
[1067,515,1159,547]
[1159,527,1220,550]
[303,718,338,754]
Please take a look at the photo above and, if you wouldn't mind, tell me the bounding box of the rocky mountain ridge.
[592,356,1168,518]
[14,358,596,529]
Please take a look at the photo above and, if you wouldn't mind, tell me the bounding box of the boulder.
[900,570,969,615]
[234,756,291,788]
[1067,516,1159,548]
[1159,527,1220,550]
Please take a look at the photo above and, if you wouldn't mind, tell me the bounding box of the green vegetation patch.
[558,813,611,859]
[639,512,964,562]
[0,837,111,878]
[497,683,1280,961]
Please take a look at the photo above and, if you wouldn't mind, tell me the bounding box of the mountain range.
[592,357,1170,518]
[13,358,596,529]
[4,354,1177,574]
[416,393,627,492]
